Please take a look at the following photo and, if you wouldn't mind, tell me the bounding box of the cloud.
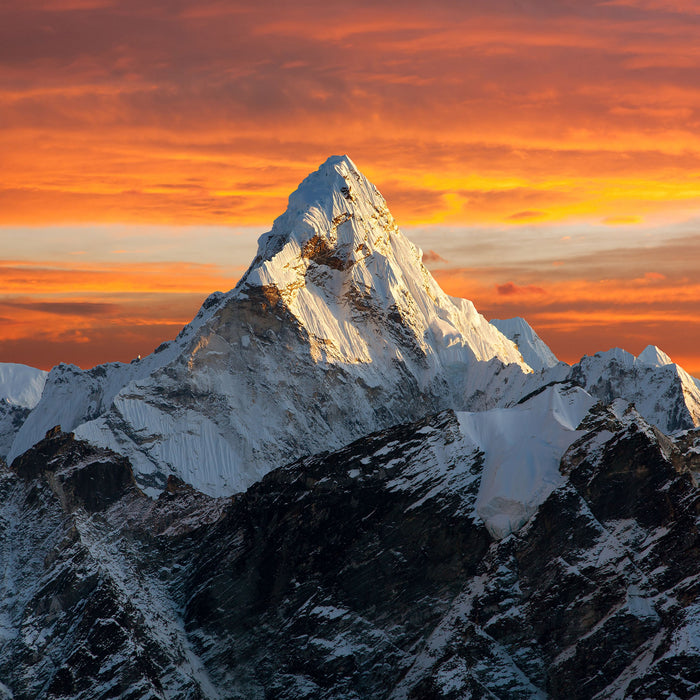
[496,281,546,296]
[507,210,548,221]
[602,216,643,225]
[2,299,117,316]
[3,0,700,227]
[427,230,700,374]
[0,256,243,368]
[421,249,448,264]
[0,259,237,294]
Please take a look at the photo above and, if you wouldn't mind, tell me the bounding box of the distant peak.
[490,317,559,371]
[637,345,673,367]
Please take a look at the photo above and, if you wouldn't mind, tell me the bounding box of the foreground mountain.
[0,363,47,459]
[8,156,532,496]
[3,383,700,698]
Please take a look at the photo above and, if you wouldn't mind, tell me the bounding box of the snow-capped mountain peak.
[637,344,674,367]
[231,154,527,370]
[0,363,47,409]
[570,346,700,432]
[243,154,390,287]
[9,156,535,494]
[0,363,48,459]
[490,316,560,371]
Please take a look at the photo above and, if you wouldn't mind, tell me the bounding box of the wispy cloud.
[431,230,700,374]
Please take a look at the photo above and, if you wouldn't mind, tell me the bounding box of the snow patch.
[458,385,595,539]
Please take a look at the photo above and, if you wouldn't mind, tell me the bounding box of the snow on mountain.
[6,384,700,697]
[569,347,700,433]
[458,384,595,538]
[9,157,700,498]
[487,323,700,431]
[637,343,700,392]
[0,363,48,460]
[240,155,526,369]
[8,313,210,465]
[637,344,674,368]
[9,156,532,495]
[490,317,560,371]
[0,363,47,409]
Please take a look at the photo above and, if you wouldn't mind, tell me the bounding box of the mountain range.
[2,156,700,698]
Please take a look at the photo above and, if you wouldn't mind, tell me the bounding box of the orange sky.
[2,0,700,373]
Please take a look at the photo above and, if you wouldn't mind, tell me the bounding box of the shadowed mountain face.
[3,393,700,699]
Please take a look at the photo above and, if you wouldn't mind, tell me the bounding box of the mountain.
[8,156,532,496]
[488,316,700,433]
[5,155,700,698]
[8,157,700,496]
[638,343,674,368]
[569,347,700,433]
[0,363,47,408]
[3,385,700,698]
[491,317,560,371]
[7,157,700,496]
[0,363,47,459]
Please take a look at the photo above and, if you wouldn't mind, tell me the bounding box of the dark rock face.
[2,408,700,698]
[11,426,138,512]
[180,411,489,699]
[407,405,700,699]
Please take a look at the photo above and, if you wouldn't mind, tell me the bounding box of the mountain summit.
[237,154,525,368]
[9,156,531,494]
[9,156,700,494]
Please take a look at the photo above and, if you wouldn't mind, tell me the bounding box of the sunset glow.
[2,0,700,371]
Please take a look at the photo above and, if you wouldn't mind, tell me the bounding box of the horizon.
[2,1,700,374]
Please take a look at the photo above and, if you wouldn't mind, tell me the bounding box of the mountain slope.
[3,388,700,698]
[0,363,47,408]
[0,363,47,459]
[569,347,700,433]
[491,317,560,371]
[9,156,531,496]
[488,318,700,434]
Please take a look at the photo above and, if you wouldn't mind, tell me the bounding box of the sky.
[2,0,700,373]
